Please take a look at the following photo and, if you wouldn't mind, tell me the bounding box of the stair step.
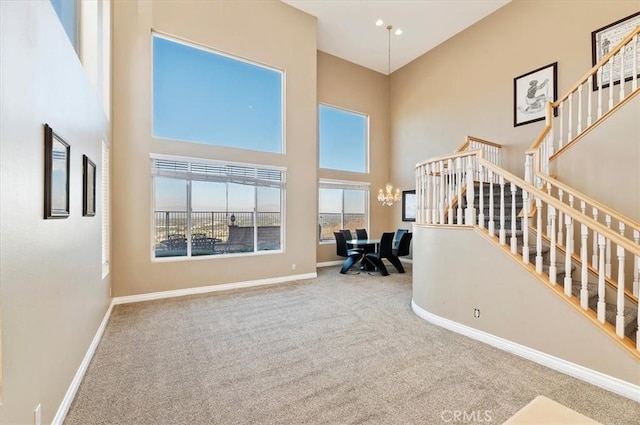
[604,303,637,339]
[542,262,576,277]
[517,244,550,258]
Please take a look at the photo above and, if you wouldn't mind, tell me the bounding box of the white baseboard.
[317,260,344,268]
[411,300,640,403]
[52,301,114,425]
[113,272,318,305]
[400,258,413,264]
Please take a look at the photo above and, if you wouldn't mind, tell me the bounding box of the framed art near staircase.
[513,62,558,127]
[402,190,416,222]
[591,11,640,90]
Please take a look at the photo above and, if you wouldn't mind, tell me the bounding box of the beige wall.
[412,225,640,386]
[316,52,391,263]
[0,2,111,424]
[555,95,640,222]
[112,1,317,296]
[390,0,640,232]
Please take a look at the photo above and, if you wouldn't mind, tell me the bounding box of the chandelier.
[378,183,400,206]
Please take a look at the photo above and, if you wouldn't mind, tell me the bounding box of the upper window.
[50,0,79,52]
[151,156,285,259]
[152,34,284,153]
[319,105,368,173]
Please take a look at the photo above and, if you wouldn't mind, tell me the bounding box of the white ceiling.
[282,0,511,75]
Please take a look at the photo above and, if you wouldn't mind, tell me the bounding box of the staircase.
[415,27,640,357]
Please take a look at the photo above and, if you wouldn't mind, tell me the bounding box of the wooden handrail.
[416,149,483,167]
[535,173,640,231]
[456,135,503,153]
[479,157,640,256]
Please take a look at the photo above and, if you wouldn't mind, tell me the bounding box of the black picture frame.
[591,11,640,91]
[513,62,558,127]
[402,190,416,222]
[83,155,96,217]
[44,124,70,219]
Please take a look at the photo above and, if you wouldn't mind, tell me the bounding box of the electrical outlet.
[34,404,41,425]
[473,308,481,318]
[291,263,296,271]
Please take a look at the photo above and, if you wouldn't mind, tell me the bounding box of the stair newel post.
[567,93,573,142]
[592,207,599,269]
[577,84,583,135]
[510,182,517,254]
[522,188,529,264]
[605,215,612,278]
[597,234,607,323]
[587,76,593,127]
[549,206,557,285]
[564,214,573,296]
[615,243,625,338]
[499,176,506,246]
[478,164,485,229]
[608,56,614,110]
[536,197,543,274]
[447,159,454,225]
[580,223,589,309]
[432,162,439,224]
[557,189,564,246]
[488,170,495,237]
[465,156,475,226]
[596,67,603,119]
[456,157,463,225]
[633,230,639,297]
[424,164,431,224]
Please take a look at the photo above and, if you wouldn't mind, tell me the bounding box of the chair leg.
[364,255,389,276]
[386,254,405,273]
[340,254,362,274]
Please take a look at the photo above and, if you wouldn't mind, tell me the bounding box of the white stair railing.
[527,26,640,176]
[416,149,640,351]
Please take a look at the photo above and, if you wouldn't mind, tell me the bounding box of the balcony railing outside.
[154,211,281,257]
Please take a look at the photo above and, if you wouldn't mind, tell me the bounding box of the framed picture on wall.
[513,62,558,127]
[402,190,416,222]
[591,11,640,90]
[44,124,70,219]
[83,155,96,217]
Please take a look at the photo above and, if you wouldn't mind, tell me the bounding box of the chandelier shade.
[378,183,400,206]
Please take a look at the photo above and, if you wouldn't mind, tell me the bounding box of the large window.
[152,34,283,153]
[152,156,285,259]
[318,180,369,242]
[319,104,368,173]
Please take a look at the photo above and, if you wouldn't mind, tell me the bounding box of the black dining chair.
[363,232,394,276]
[355,228,375,255]
[394,228,409,250]
[341,229,364,254]
[390,232,412,273]
[334,232,363,274]
[355,228,368,240]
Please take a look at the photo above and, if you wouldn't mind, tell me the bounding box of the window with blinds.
[318,179,369,242]
[101,140,110,277]
[151,156,285,259]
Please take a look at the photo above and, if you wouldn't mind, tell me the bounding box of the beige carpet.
[65,266,640,424]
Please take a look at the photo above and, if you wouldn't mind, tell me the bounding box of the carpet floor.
[65,266,640,425]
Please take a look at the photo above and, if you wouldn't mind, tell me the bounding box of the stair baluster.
[577,83,583,134]
[478,165,485,229]
[439,161,445,224]
[633,34,638,91]
[510,183,517,254]
[558,102,564,150]
[592,207,599,269]
[597,235,607,323]
[580,223,589,309]
[465,157,475,225]
[522,189,529,264]
[608,56,614,110]
[616,244,626,338]
[549,206,557,285]
[557,189,564,246]
[597,67,603,119]
[447,159,454,224]
[499,176,506,246]
[564,215,573,296]
[456,158,463,225]
[605,215,612,278]
[568,93,573,142]
[536,197,543,274]
[488,170,495,237]
[634,230,639,297]
[587,76,593,126]
[619,48,625,102]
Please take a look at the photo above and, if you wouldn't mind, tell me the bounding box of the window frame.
[151,32,286,154]
[318,103,370,174]
[318,179,370,244]
[150,154,286,261]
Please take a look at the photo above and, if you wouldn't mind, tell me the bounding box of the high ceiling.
[281,0,511,75]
